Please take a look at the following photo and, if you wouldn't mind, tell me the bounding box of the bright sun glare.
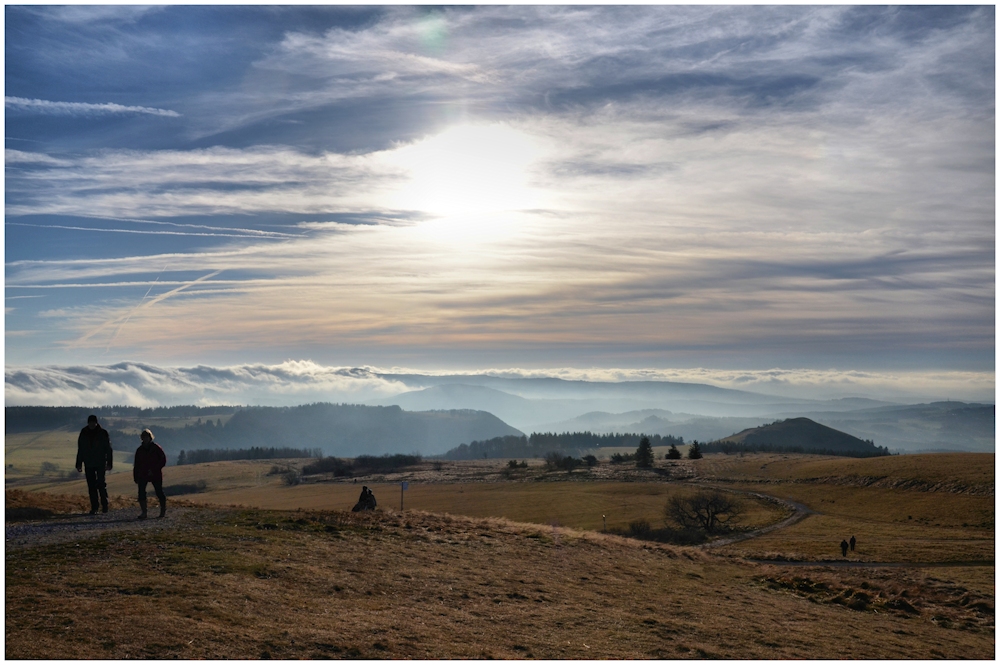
[386,123,547,219]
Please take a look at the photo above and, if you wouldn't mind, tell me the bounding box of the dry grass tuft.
[758,567,994,632]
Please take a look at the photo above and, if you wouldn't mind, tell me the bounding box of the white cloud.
[468,367,995,403]
[5,361,411,407]
[5,362,992,407]
[5,96,180,118]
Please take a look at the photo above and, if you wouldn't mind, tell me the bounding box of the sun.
[383,123,548,218]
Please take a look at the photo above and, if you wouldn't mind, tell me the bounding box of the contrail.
[5,222,295,239]
[76,269,223,348]
[103,262,169,353]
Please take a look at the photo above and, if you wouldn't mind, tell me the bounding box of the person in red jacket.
[133,429,167,519]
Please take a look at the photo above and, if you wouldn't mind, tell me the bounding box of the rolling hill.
[704,418,890,457]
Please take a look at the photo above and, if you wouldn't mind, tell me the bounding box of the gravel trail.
[6,507,190,550]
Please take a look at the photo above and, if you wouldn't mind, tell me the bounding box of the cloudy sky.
[5,5,995,404]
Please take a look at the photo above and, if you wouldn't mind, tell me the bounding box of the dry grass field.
[5,495,994,659]
[5,430,995,659]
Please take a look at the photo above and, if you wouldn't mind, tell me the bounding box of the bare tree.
[665,490,743,532]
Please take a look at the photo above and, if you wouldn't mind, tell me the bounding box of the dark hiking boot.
[138,499,147,520]
[101,504,109,513]
[89,507,99,515]
[158,499,166,518]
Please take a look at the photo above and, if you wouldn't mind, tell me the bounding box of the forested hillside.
[703,417,890,457]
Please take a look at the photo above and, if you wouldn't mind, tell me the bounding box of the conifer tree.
[636,435,654,468]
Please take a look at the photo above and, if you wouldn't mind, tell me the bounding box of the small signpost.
[400,481,409,511]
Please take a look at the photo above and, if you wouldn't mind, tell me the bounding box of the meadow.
[5,426,995,659]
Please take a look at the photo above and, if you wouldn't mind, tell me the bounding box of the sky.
[4,5,996,405]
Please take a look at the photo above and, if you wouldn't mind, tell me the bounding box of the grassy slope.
[5,499,994,659]
[6,432,994,659]
[696,453,995,563]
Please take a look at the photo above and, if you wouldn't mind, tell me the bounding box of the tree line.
[301,454,422,477]
[699,440,891,458]
[176,447,322,465]
[443,431,684,460]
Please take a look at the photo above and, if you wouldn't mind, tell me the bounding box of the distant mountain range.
[6,375,993,456]
[374,376,897,426]
[373,374,992,453]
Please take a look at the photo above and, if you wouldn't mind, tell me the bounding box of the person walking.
[849,535,856,552]
[76,415,113,514]
[840,539,849,557]
[133,429,167,519]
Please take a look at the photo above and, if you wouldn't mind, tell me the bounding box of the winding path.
[700,490,815,549]
[694,483,994,569]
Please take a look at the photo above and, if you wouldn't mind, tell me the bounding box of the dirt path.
[688,482,817,549]
[5,507,189,550]
[692,484,994,569]
[748,559,995,568]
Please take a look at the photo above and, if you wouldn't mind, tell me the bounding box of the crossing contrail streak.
[76,269,223,348]
[104,262,170,353]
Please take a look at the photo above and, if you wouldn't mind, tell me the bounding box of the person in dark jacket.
[76,415,113,514]
[840,539,849,557]
[133,429,167,519]
[352,486,376,512]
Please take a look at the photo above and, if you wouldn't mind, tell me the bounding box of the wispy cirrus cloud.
[4,6,993,382]
[5,96,180,117]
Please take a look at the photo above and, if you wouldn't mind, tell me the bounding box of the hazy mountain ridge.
[792,402,995,453]
[374,376,992,453]
[4,404,523,459]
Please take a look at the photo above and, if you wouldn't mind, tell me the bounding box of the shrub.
[610,452,636,464]
[353,454,422,474]
[665,444,682,460]
[628,519,651,537]
[302,457,353,476]
[544,451,582,471]
[283,470,301,486]
[162,481,208,496]
[583,454,598,467]
[687,441,703,460]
